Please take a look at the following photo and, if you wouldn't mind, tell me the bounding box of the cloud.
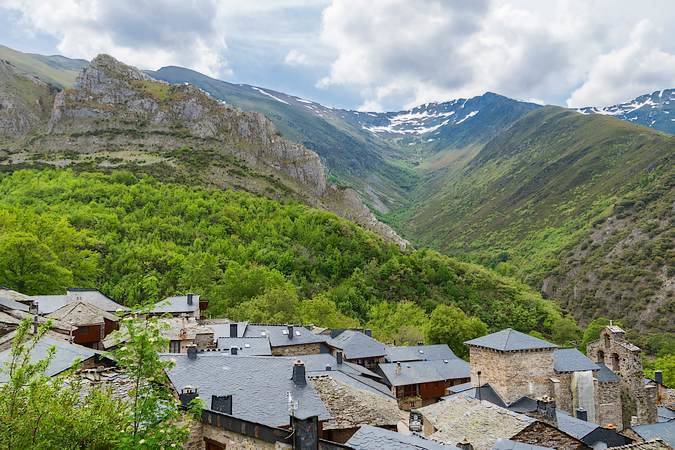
[566,21,675,107]
[3,0,229,76]
[284,49,311,66]
[319,0,675,110]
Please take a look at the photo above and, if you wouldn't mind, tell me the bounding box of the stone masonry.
[587,326,657,426]
[271,342,322,356]
[469,346,556,404]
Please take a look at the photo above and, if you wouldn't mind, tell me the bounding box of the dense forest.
[0,169,573,348]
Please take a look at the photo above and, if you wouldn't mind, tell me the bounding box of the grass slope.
[396,107,674,331]
[0,44,86,88]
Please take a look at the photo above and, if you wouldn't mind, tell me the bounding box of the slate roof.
[310,370,393,398]
[553,410,599,440]
[493,439,553,450]
[0,335,99,382]
[554,348,599,373]
[216,337,272,356]
[385,344,458,362]
[443,385,508,408]
[47,301,118,325]
[151,294,199,315]
[611,439,673,450]
[347,425,456,450]
[658,407,675,423]
[160,353,330,427]
[380,359,470,387]
[308,374,400,430]
[243,324,326,348]
[418,395,535,450]
[0,296,29,312]
[596,363,621,382]
[465,329,557,352]
[0,287,31,303]
[205,320,247,338]
[326,330,387,359]
[292,353,381,380]
[32,288,128,315]
[632,422,675,448]
[448,381,473,394]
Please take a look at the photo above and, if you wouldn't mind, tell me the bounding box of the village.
[0,286,672,450]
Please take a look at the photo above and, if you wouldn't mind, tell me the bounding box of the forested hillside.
[0,169,567,343]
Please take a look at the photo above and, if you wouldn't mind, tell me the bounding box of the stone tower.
[586,325,657,426]
[465,329,558,404]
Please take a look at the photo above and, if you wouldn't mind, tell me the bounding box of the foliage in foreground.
[0,316,194,449]
[0,169,566,343]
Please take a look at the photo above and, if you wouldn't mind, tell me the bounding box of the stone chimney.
[32,314,39,335]
[576,408,588,421]
[292,360,306,386]
[536,396,557,425]
[409,409,423,432]
[395,362,402,375]
[325,364,332,371]
[211,395,233,415]
[417,341,424,346]
[364,329,372,337]
[288,325,294,339]
[336,351,343,365]
[229,322,238,337]
[230,346,238,355]
[187,293,193,306]
[654,370,663,385]
[457,438,474,450]
[29,301,38,315]
[179,386,199,409]
[187,344,198,360]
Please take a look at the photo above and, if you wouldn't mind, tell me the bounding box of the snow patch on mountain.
[250,86,289,105]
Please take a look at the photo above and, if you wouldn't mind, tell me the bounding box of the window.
[169,340,181,353]
[611,353,620,372]
[596,350,605,363]
[205,438,226,450]
[397,384,418,398]
[604,333,611,348]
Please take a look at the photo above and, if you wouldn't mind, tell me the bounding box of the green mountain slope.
[0,44,86,88]
[0,169,564,338]
[397,107,674,332]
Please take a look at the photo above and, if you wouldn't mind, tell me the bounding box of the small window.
[604,333,611,348]
[611,353,620,372]
[597,350,605,363]
[169,340,181,353]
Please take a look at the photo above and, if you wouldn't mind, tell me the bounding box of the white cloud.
[284,49,311,66]
[566,21,675,107]
[319,0,675,110]
[3,0,229,77]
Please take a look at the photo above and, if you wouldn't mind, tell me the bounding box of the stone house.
[417,395,587,450]
[465,328,559,404]
[243,324,327,356]
[587,325,657,426]
[149,293,205,319]
[46,301,119,349]
[378,359,470,409]
[326,330,387,369]
[385,344,458,363]
[31,288,129,315]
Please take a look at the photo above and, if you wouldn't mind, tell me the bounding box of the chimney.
[179,386,199,409]
[536,396,557,425]
[32,314,39,335]
[457,438,474,450]
[364,329,372,337]
[292,360,306,386]
[336,351,343,365]
[417,341,424,346]
[576,408,588,421]
[409,409,423,432]
[654,370,663,385]
[187,344,198,360]
[229,322,238,337]
[325,364,332,371]
[211,395,232,415]
[395,362,401,375]
[291,415,319,449]
[230,346,238,356]
[187,293,193,305]
[287,325,294,339]
[29,301,38,315]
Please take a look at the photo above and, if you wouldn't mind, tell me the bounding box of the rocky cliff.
[0,54,406,247]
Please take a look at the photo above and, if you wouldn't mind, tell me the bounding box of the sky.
[1,0,674,112]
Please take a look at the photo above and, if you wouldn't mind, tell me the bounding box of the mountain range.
[0,44,672,336]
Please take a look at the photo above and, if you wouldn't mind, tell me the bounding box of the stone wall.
[595,380,622,428]
[554,374,573,415]
[512,421,585,450]
[587,327,657,425]
[184,420,291,450]
[469,346,556,404]
[272,342,322,356]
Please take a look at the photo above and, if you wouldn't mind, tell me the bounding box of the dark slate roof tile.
[151,294,199,314]
[554,410,599,439]
[243,324,326,348]
[0,296,29,312]
[379,359,470,387]
[327,330,387,359]
[596,363,621,382]
[215,337,272,355]
[386,344,458,362]
[554,348,599,373]
[633,422,675,448]
[347,425,457,450]
[160,353,330,427]
[465,329,557,352]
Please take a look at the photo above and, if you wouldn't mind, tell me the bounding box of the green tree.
[229,285,299,324]
[366,301,429,345]
[112,309,192,449]
[643,354,675,387]
[551,315,581,347]
[298,295,360,329]
[425,304,487,358]
[0,319,122,449]
[0,232,73,294]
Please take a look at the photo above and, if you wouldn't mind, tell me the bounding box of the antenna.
[287,392,298,417]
